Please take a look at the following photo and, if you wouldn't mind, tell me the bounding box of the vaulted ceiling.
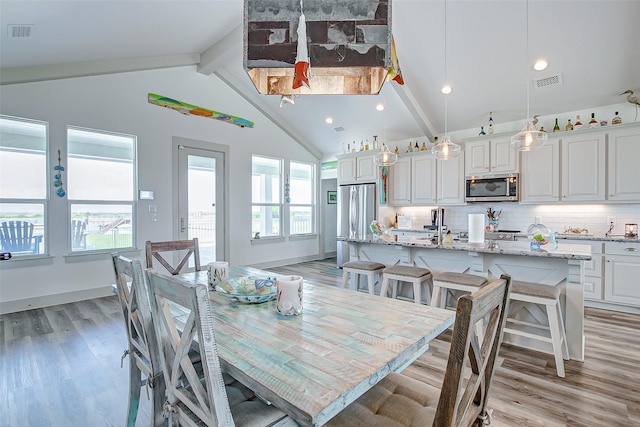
[2,0,639,159]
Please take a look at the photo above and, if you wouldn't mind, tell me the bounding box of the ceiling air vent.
[533,73,563,89]
[333,127,346,132]
[8,24,33,38]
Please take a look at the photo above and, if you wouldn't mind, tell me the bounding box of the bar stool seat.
[504,280,569,378]
[431,271,489,308]
[341,261,386,295]
[380,265,432,305]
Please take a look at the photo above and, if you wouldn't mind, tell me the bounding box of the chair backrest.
[145,269,234,425]
[71,220,87,249]
[434,274,512,427]
[111,253,162,377]
[0,221,39,253]
[145,238,201,275]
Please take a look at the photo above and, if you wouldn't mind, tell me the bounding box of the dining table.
[177,265,455,427]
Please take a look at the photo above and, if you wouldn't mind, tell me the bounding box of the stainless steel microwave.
[465,174,519,202]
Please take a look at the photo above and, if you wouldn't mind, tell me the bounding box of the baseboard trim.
[0,286,114,315]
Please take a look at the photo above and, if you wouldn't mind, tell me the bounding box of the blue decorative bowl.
[215,276,277,304]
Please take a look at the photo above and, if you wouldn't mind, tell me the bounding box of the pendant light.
[432,0,461,161]
[511,0,547,151]
[373,102,397,166]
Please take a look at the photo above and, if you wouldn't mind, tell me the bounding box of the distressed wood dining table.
[179,265,455,427]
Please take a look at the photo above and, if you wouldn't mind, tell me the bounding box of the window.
[289,161,315,235]
[67,127,136,252]
[252,156,282,238]
[0,115,48,256]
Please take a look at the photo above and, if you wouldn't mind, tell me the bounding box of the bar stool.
[430,272,489,309]
[380,265,432,305]
[504,280,569,378]
[341,261,386,295]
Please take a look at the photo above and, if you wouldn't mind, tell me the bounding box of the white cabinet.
[337,154,377,185]
[562,239,603,301]
[560,131,606,202]
[604,241,640,307]
[520,130,606,203]
[520,139,560,203]
[412,155,437,204]
[437,152,466,205]
[389,155,437,206]
[389,157,411,205]
[607,124,640,201]
[465,135,517,175]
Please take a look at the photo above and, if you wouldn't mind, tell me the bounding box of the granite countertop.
[339,235,592,260]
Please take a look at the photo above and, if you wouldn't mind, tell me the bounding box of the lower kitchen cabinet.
[563,239,603,300]
[604,241,640,307]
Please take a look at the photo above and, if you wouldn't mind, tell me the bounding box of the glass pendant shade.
[510,121,547,151]
[431,135,461,160]
[374,143,397,166]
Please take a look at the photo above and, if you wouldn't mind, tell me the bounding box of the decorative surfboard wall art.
[147,93,254,128]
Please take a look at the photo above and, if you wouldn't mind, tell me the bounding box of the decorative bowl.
[215,276,277,304]
[527,224,558,250]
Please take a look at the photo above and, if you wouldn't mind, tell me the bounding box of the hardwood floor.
[1,258,638,426]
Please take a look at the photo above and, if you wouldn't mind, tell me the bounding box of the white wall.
[0,66,321,313]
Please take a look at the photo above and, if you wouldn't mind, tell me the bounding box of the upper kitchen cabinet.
[464,135,518,176]
[337,153,377,185]
[389,154,437,206]
[561,130,606,202]
[521,130,605,203]
[437,152,466,205]
[520,139,560,203]
[607,124,640,201]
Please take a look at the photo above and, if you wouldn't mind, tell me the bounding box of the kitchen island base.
[346,240,586,361]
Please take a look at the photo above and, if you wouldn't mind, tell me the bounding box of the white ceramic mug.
[207,261,229,290]
[276,275,303,316]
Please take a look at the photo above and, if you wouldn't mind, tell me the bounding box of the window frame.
[251,155,283,239]
[0,115,49,258]
[66,125,138,254]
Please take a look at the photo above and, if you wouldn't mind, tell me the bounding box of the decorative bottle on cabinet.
[414,141,420,151]
[420,142,428,151]
[612,111,622,125]
[479,126,486,135]
[565,119,573,131]
[488,112,494,134]
[351,141,356,153]
[588,113,598,128]
[373,135,379,149]
[553,118,560,132]
[574,115,583,129]
[365,139,370,151]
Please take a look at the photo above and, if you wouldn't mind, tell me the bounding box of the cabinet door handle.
[625,247,638,252]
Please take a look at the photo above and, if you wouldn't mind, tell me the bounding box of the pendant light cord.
[444,0,448,135]
[525,0,530,123]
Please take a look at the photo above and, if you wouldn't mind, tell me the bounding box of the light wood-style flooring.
[1,258,638,426]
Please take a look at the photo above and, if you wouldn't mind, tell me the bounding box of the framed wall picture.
[327,190,337,204]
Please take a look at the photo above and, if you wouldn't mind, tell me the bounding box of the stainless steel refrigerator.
[337,183,376,267]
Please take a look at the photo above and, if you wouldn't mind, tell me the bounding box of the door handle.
[625,247,638,252]
[180,218,186,232]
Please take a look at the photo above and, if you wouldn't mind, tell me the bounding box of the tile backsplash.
[390,203,640,236]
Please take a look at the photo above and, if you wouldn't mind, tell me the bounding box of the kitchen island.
[340,236,592,361]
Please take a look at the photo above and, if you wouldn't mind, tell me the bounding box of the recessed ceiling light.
[441,85,452,95]
[325,117,333,124]
[376,103,385,111]
[534,59,548,71]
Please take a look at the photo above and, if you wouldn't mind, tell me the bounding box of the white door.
[176,142,226,265]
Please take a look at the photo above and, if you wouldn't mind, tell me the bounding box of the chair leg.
[380,276,390,298]
[545,302,566,378]
[412,280,421,304]
[366,272,375,295]
[341,270,349,289]
[431,285,442,308]
[555,300,570,360]
[151,373,166,427]
[126,357,142,427]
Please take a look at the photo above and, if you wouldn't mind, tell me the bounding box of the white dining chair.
[112,253,165,427]
[145,269,292,426]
